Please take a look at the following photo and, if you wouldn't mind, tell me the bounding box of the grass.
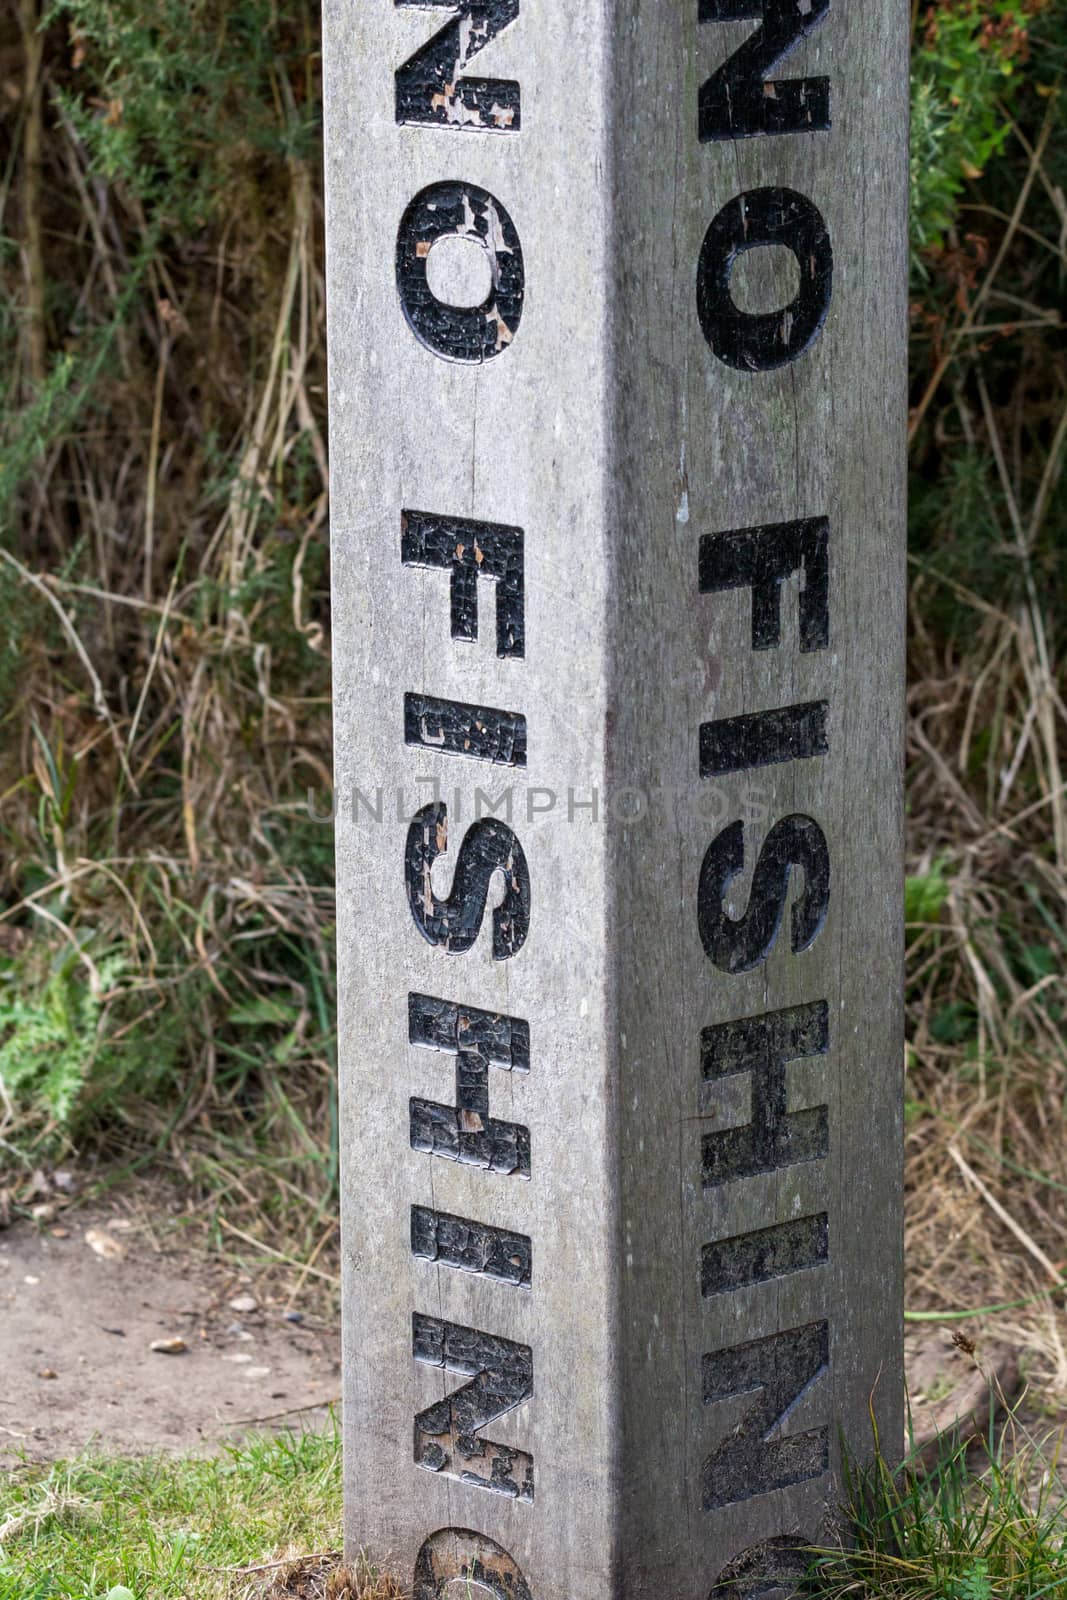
[808,1415,1067,1600]
[0,1422,404,1600]
[1,1414,1064,1600]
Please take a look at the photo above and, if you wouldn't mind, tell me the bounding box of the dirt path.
[2,1193,1059,1491]
[0,1204,340,1465]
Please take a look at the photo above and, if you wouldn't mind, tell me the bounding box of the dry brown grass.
[257,1551,406,1600]
[903,108,1067,1407]
[0,8,339,1271]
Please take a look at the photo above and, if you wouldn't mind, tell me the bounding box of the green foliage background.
[0,0,1064,1279]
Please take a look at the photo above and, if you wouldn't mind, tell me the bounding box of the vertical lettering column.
[324,0,619,1596]
[612,1,907,1596]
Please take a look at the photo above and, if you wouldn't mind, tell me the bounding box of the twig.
[202,1551,341,1576]
[285,1215,338,1309]
[217,1215,341,1284]
[128,565,180,755]
[221,1395,339,1428]
[0,548,138,792]
[143,332,170,602]
[18,0,45,388]
[949,1145,1067,1287]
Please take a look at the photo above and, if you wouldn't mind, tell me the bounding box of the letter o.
[397,181,525,363]
[414,1527,534,1600]
[708,1534,811,1599]
[697,187,832,371]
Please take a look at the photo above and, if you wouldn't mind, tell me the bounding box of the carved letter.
[413,1313,534,1501]
[699,0,830,143]
[409,991,531,1177]
[701,1213,828,1297]
[699,516,829,652]
[702,1001,829,1186]
[396,0,520,133]
[414,1528,534,1600]
[405,802,531,959]
[402,508,525,658]
[411,1205,532,1287]
[397,182,524,363]
[697,815,830,972]
[696,188,832,371]
[700,701,828,777]
[703,1321,829,1508]
[405,692,527,767]
[708,1535,813,1599]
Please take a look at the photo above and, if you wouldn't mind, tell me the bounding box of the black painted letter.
[413,1313,534,1501]
[699,0,831,143]
[708,1536,813,1600]
[402,509,525,658]
[701,1213,828,1296]
[411,1205,532,1287]
[414,1529,533,1600]
[397,182,524,363]
[697,188,832,371]
[697,815,830,972]
[406,802,530,959]
[699,516,829,652]
[405,692,527,767]
[396,0,520,133]
[700,701,827,777]
[409,991,531,1177]
[703,1320,829,1508]
[702,1001,829,1186]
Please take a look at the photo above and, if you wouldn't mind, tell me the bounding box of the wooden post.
[323,0,908,1594]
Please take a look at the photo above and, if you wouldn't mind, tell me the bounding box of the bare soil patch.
[0,1201,340,1466]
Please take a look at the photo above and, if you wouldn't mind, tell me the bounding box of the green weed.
[808,1414,1067,1599]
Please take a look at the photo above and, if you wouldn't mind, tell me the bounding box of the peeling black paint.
[697,815,830,972]
[699,0,831,143]
[409,990,531,1069]
[700,701,828,777]
[405,691,527,766]
[701,1213,829,1296]
[413,1313,534,1500]
[395,0,521,133]
[409,990,531,1177]
[699,516,829,653]
[402,508,525,658]
[410,1094,531,1175]
[702,1321,830,1508]
[411,1204,532,1286]
[405,801,531,958]
[701,1000,829,1186]
[413,1528,534,1600]
[396,181,524,363]
[696,187,832,370]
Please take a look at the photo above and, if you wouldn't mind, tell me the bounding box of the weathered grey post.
[323,0,907,1593]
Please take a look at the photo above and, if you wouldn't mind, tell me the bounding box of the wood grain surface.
[323,0,908,1594]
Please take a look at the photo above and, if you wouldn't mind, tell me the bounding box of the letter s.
[406,801,531,959]
[698,814,829,973]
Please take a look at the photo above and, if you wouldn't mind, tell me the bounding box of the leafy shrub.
[45,0,316,227]
[910,0,1042,264]
[0,942,126,1129]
